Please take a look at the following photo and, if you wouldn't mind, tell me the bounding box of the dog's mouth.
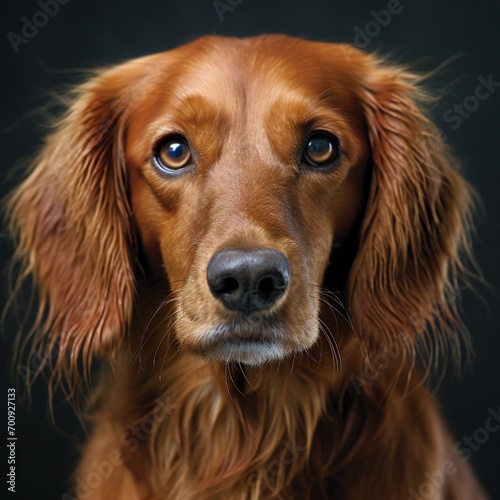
[193,323,288,366]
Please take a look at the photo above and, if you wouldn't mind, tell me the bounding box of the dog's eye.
[303,133,339,167]
[155,138,192,171]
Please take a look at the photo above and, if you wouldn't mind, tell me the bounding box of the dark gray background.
[1,0,499,498]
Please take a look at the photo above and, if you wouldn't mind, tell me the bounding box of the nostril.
[258,276,275,295]
[216,277,239,296]
[258,276,283,296]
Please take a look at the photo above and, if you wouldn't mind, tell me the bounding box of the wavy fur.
[8,35,485,499]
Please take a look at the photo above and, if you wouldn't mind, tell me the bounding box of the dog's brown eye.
[156,138,192,170]
[303,133,339,167]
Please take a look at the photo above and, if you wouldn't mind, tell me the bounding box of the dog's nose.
[206,249,290,315]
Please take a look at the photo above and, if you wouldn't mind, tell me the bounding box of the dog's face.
[12,35,471,380]
[125,36,370,365]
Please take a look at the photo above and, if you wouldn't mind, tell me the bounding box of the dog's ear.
[347,58,475,369]
[9,62,151,386]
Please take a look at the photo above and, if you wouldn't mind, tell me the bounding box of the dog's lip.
[193,323,287,365]
[199,322,285,346]
[196,338,286,366]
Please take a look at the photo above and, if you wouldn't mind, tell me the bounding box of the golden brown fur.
[9,35,486,499]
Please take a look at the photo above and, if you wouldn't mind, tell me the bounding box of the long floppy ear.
[9,65,141,389]
[347,58,475,373]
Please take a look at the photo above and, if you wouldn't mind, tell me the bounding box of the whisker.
[237,362,260,395]
[140,298,179,346]
[135,295,179,366]
[224,364,234,401]
[143,293,179,340]
[315,286,354,330]
[305,347,320,365]
[227,364,246,397]
[290,354,296,375]
[318,317,342,372]
[157,334,183,384]
[153,317,182,366]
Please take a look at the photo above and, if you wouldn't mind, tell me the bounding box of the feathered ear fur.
[8,64,142,390]
[347,58,475,375]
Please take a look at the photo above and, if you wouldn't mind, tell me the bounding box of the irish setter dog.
[9,35,486,499]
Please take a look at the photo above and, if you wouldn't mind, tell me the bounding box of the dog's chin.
[191,323,308,366]
[198,338,287,366]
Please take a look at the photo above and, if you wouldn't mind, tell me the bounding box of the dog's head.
[10,35,473,380]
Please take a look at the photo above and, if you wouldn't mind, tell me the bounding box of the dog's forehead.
[161,35,363,109]
[129,37,366,142]
[124,36,368,165]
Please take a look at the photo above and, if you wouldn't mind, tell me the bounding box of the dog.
[9,34,487,499]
